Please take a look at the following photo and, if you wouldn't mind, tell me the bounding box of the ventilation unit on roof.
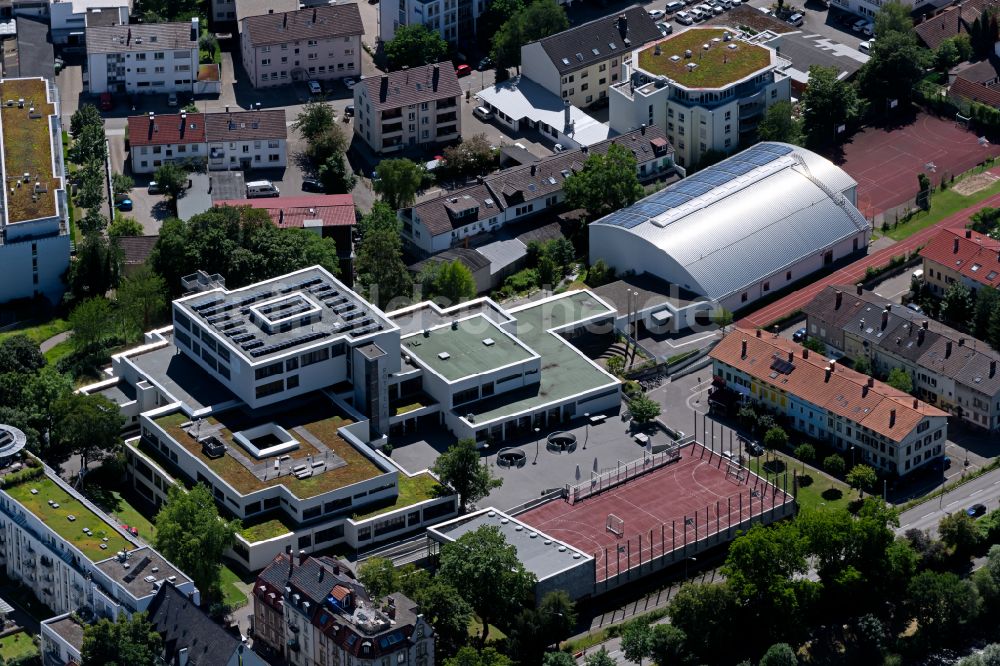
[684,49,692,58]
[728,43,738,50]
[482,338,495,346]
[438,352,450,360]
[670,54,681,62]
[687,63,698,71]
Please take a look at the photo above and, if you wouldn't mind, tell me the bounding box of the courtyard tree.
[69,297,116,351]
[153,162,189,202]
[356,212,412,310]
[438,525,536,647]
[421,260,477,304]
[112,173,134,197]
[846,464,878,497]
[81,612,162,666]
[886,367,914,393]
[824,454,846,476]
[491,0,568,70]
[154,483,241,602]
[51,392,124,471]
[763,426,788,451]
[117,266,167,339]
[756,101,801,144]
[941,282,974,329]
[564,143,643,220]
[358,557,400,599]
[629,394,662,424]
[793,443,816,465]
[71,103,102,137]
[293,101,347,164]
[318,153,356,194]
[108,216,144,238]
[432,438,502,513]
[384,24,448,70]
[800,65,860,147]
[373,158,425,210]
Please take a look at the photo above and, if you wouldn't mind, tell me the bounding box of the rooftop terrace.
[402,315,535,382]
[5,474,131,562]
[0,78,61,225]
[636,28,772,89]
[465,292,618,422]
[151,398,384,498]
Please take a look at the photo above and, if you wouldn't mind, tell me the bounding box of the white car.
[473,105,492,121]
[648,8,666,19]
[695,4,714,17]
[707,3,724,14]
[858,39,873,53]
[307,80,322,95]
[656,21,673,35]
[675,10,694,23]
[852,18,869,31]
[343,77,357,89]
[690,7,705,20]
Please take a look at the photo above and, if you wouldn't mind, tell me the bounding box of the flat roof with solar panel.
[173,266,395,365]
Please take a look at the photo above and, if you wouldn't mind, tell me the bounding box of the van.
[787,12,804,26]
[858,40,872,54]
[665,1,684,12]
[473,105,493,121]
[246,180,280,198]
[912,268,924,282]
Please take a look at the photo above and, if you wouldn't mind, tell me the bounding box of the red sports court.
[518,443,795,584]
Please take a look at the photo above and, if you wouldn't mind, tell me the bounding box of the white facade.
[50,0,130,45]
[85,20,200,95]
[378,0,486,46]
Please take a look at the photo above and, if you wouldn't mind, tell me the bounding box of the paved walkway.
[740,191,1000,329]
[39,331,71,353]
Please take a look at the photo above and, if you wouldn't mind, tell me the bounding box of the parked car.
[665,1,685,12]
[906,303,924,314]
[656,21,672,35]
[706,3,724,14]
[344,104,355,117]
[695,5,715,17]
[456,64,472,77]
[787,12,804,26]
[302,178,324,193]
[99,92,113,111]
[147,181,161,194]
[343,77,357,89]
[862,21,875,36]
[852,18,870,32]
[675,10,694,24]
[473,105,492,121]
[968,503,987,518]
[648,9,666,19]
[553,143,564,152]
[307,79,323,95]
[793,327,807,343]
[757,6,773,14]
[167,92,178,107]
[477,56,494,70]
[858,40,873,54]
[117,198,133,211]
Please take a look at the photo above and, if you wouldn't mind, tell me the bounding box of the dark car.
[302,178,324,193]
[968,503,987,518]
[793,327,807,342]
[117,198,133,211]
[477,56,493,71]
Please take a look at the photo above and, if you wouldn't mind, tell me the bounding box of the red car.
[99,92,113,111]
[455,64,472,77]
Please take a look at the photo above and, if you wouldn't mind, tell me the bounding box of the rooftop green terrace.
[5,475,131,562]
[403,315,534,381]
[351,472,444,521]
[636,28,772,89]
[0,78,60,224]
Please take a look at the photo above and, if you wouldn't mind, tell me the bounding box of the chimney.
[318,567,324,583]
[966,229,973,239]
[959,337,966,347]
[279,210,284,224]
[991,360,997,378]
[530,164,536,176]
[617,13,628,39]
[881,309,888,330]
[918,327,925,344]
[946,340,953,358]
[563,99,572,129]
[922,320,929,330]
[868,376,874,388]
[802,348,809,359]
[788,351,794,363]
[191,16,199,42]
[756,329,762,338]
[856,283,863,296]
[889,408,896,428]
[433,63,440,90]
[835,290,843,309]
[824,366,831,382]
[286,545,293,573]
[741,338,747,359]
[954,237,960,253]
[862,383,868,398]
[582,145,589,154]
[886,303,892,312]
[380,75,389,100]
[641,123,646,135]
[298,549,306,566]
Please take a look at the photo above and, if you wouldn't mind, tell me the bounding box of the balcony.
[381,109,403,120]
[382,123,403,135]
[437,98,457,110]
[436,112,457,124]
[738,103,764,121]
[436,125,458,138]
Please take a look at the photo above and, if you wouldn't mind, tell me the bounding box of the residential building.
[0,77,71,306]
[521,8,661,109]
[127,108,287,174]
[240,5,364,88]
[42,582,266,666]
[85,19,200,95]
[254,551,434,666]
[354,62,461,154]
[589,142,868,322]
[709,329,950,476]
[803,284,1000,432]
[831,0,949,21]
[378,0,485,49]
[50,0,130,45]
[913,0,992,46]
[919,227,1000,295]
[80,267,459,571]
[400,125,674,255]
[608,26,791,167]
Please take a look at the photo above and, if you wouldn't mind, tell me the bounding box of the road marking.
[970,489,985,496]
[945,500,961,509]
[921,512,934,520]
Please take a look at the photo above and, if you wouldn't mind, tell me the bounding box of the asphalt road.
[897,467,1000,536]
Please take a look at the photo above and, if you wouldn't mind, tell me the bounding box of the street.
[897,467,1000,536]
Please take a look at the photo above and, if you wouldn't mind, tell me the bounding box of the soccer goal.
[606,513,625,538]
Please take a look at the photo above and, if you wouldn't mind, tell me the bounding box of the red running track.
[740,187,1000,329]
[517,443,792,582]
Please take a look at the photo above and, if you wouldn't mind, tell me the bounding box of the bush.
[622,380,642,399]
[824,454,846,476]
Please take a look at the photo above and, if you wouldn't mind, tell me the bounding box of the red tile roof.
[243,4,363,47]
[128,112,206,147]
[214,195,355,228]
[919,227,1000,288]
[710,329,947,442]
[915,0,992,50]
[949,76,1000,109]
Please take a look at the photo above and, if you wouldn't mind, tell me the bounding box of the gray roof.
[591,142,866,302]
[13,17,53,80]
[534,6,661,75]
[95,546,191,600]
[410,247,492,274]
[243,5,363,47]
[359,62,461,112]
[765,32,867,79]
[86,22,197,54]
[594,272,703,312]
[147,583,243,666]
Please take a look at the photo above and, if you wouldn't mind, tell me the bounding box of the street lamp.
[583,413,590,450]
[533,427,541,465]
[483,442,490,471]
[850,446,856,467]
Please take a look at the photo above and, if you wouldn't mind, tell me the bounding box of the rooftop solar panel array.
[596,143,795,229]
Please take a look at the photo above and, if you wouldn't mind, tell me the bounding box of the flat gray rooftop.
[594,273,704,313]
[176,267,392,364]
[403,315,534,381]
[97,380,137,406]
[130,341,233,411]
[431,509,590,580]
[95,546,190,599]
[389,300,512,336]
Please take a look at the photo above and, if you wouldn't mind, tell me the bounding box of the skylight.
[592,48,600,55]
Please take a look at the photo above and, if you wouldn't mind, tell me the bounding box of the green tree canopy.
[874,0,915,36]
[756,101,801,144]
[442,135,499,179]
[438,525,536,646]
[374,158,425,210]
[71,103,103,137]
[293,101,347,164]
[153,483,241,602]
[648,624,692,666]
[399,572,472,657]
[620,620,652,665]
[907,570,981,647]
[939,511,982,560]
[801,65,861,147]
[358,557,399,600]
[629,394,662,424]
[542,653,577,666]
[941,282,974,329]
[108,216,144,239]
[846,464,877,497]
[824,453,846,476]
[668,583,740,663]
[318,154,357,194]
[584,648,617,666]
[384,24,449,70]
[763,426,788,451]
[886,367,913,393]
[421,260,477,304]
[564,143,643,220]
[112,173,135,197]
[857,18,929,114]
[117,266,167,339]
[793,443,815,463]
[491,0,568,70]
[69,297,115,351]
[432,438,502,513]
[152,162,189,201]
[356,208,412,310]
[81,611,162,666]
[51,392,124,471]
[759,643,798,666]
[0,335,45,375]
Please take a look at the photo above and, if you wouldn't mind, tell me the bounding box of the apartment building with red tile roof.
[920,227,1000,295]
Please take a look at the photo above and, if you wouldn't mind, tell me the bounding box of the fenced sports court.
[518,442,796,592]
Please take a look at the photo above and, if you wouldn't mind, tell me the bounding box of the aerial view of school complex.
[4,0,1000,662]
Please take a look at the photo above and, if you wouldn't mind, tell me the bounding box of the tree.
[153,162,189,201]
[70,123,108,165]
[71,103,102,137]
[491,0,568,70]
[374,158,425,210]
[67,232,122,299]
[757,101,801,144]
[648,624,691,666]
[433,260,477,304]
[584,649,617,666]
[543,653,576,666]
[507,590,577,664]
[886,367,913,393]
[293,102,346,164]
[442,135,499,178]
[384,24,448,70]
[989,299,1000,352]
[824,454,846,476]
[51,392,124,471]
[958,644,1000,666]
[477,0,524,43]
[853,356,872,376]
[358,557,399,599]
[763,426,788,451]
[112,173,134,197]
[857,27,929,115]
[154,483,241,602]
[793,443,815,464]
[802,337,826,355]
[408,577,472,657]
[713,307,735,331]
[917,172,933,210]
[564,143,643,220]
[318,153,356,194]
[939,511,981,559]
[760,643,798,666]
[133,0,200,22]
[941,282,974,329]
[81,612,162,666]
[970,8,999,58]
[538,255,559,287]
[586,259,614,287]
[973,287,1000,341]
[606,354,625,376]
[629,394,662,424]
[875,0,915,35]
[443,647,513,666]
[117,266,167,338]
[432,439,502,513]
[934,39,962,71]
[108,215,144,238]
[846,464,877,497]
[76,162,106,210]
[0,335,45,375]
[69,297,115,351]
[621,620,652,665]
[907,570,980,647]
[356,216,412,310]
[801,65,860,146]
[437,525,536,646]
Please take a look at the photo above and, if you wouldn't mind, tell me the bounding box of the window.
[286,375,300,390]
[254,362,283,380]
[786,271,792,281]
[255,379,284,399]
[261,58,270,66]
[741,292,748,303]
[724,110,731,121]
[301,347,330,366]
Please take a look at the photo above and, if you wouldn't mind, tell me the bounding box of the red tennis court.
[841,113,1000,217]
[518,443,794,583]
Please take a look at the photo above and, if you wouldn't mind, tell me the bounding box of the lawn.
[394,401,425,416]
[0,78,60,223]
[44,339,75,365]
[884,173,1000,241]
[0,317,70,345]
[220,563,248,609]
[351,472,444,521]
[240,515,294,543]
[748,450,852,513]
[637,27,772,88]
[0,632,38,661]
